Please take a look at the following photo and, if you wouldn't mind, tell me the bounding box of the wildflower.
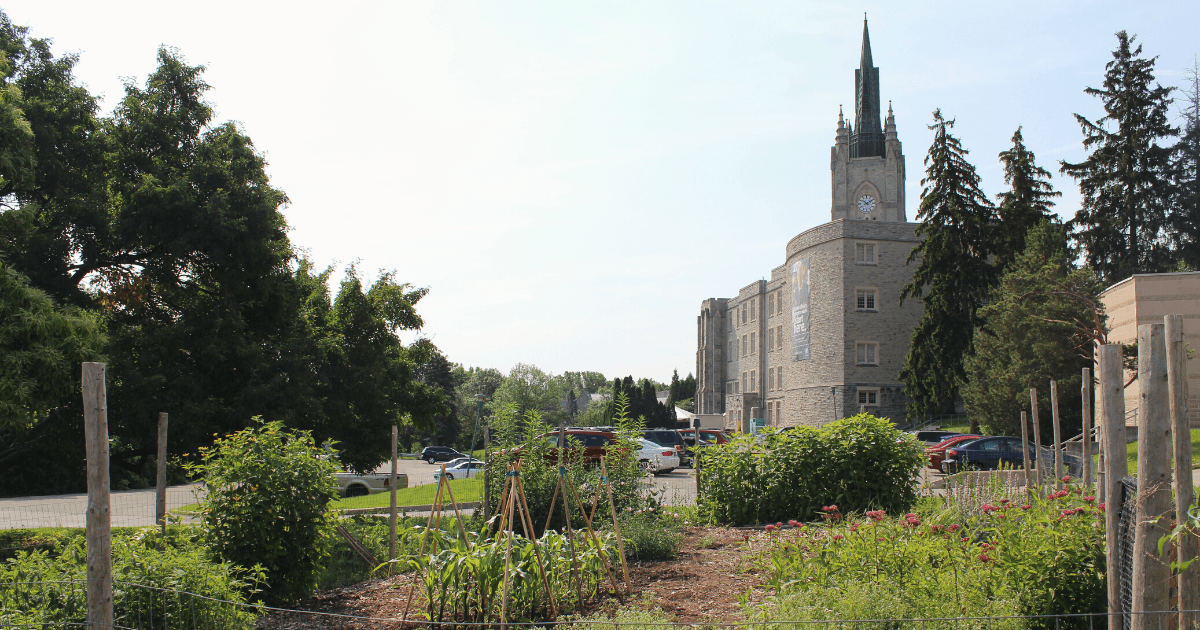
[981,542,993,550]
[999,498,1010,505]
[832,534,844,541]
[1083,496,1096,503]
[948,524,961,532]
[1062,476,1072,483]
[1021,504,1032,510]
[961,537,970,543]
[765,524,778,532]
[1098,503,1106,512]
[903,513,921,527]
[850,524,860,533]
[866,510,886,521]
[978,552,992,562]
[930,525,944,534]
[674,513,681,519]
[788,519,802,528]
[824,504,839,512]
[776,522,783,528]
[1061,509,1076,517]
[1075,507,1087,515]
[980,503,1000,513]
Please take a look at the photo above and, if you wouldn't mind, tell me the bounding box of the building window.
[777,325,784,349]
[855,242,877,265]
[778,291,784,315]
[857,388,880,407]
[742,334,748,357]
[750,370,756,391]
[742,371,748,392]
[750,299,756,321]
[741,304,747,324]
[856,289,877,311]
[774,401,783,424]
[768,328,775,351]
[766,404,773,424]
[768,293,775,316]
[750,332,757,354]
[856,342,879,365]
[767,367,774,390]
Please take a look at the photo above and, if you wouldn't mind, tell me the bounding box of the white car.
[434,460,485,481]
[335,471,408,498]
[636,439,680,476]
[443,456,482,470]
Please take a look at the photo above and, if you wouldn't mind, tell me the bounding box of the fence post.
[1100,343,1127,630]
[1082,368,1094,488]
[1051,380,1064,487]
[1166,314,1198,626]
[156,412,168,534]
[390,424,398,576]
[1131,323,1171,630]
[1020,411,1033,491]
[83,362,113,629]
[1031,388,1045,487]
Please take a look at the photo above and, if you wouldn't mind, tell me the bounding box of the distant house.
[1099,271,1200,424]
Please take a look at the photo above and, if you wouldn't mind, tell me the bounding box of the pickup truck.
[335,471,408,498]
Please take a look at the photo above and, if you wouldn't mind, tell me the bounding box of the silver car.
[636,439,680,476]
[434,460,485,481]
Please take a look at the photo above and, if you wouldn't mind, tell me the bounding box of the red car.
[926,435,980,471]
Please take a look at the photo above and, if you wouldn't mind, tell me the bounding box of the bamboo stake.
[1082,368,1094,488]
[1131,323,1171,630]
[499,466,519,629]
[600,460,631,594]
[1031,388,1045,488]
[1099,344,1127,630]
[1051,380,1064,487]
[1020,411,1033,492]
[83,362,112,630]
[1166,315,1197,628]
[565,475,624,602]
[402,470,447,623]
[542,477,561,533]
[514,469,558,619]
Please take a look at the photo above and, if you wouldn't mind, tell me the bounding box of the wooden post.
[1167,315,1198,626]
[1131,323,1171,630]
[1051,380,1064,487]
[155,412,168,534]
[389,424,398,575]
[1100,343,1127,630]
[1020,411,1033,491]
[83,362,113,629]
[1031,388,1045,487]
[1082,368,1094,488]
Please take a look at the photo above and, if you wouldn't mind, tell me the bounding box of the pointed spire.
[859,14,874,75]
[851,15,884,158]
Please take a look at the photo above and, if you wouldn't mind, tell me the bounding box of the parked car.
[643,429,689,467]
[335,470,408,498]
[635,439,680,475]
[912,429,964,446]
[678,428,732,445]
[434,460,485,481]
[419,446,464,463]
[444,456,482,469]
[940,437,1032,473]
[542,429,622,466]
[926,435,981,470]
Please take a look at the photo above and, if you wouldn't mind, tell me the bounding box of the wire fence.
[2,579,1194,630]
[0,485,204,531]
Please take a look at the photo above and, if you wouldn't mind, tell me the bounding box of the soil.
[256,527,772,628]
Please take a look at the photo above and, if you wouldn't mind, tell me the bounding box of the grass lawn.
[332,476,484,511]
[1090,427,1200,472]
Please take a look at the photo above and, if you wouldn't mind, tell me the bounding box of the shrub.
[186,418,340,604]
[617,505,684,561]
[698,414,925,525]
[0,528,257,628]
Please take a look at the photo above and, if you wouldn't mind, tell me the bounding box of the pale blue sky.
[5,1,1198,383]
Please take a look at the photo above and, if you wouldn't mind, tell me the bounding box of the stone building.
[695,20,924,431]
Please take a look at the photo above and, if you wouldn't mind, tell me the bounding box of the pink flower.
[961,537,970,543]
[850,523,860,533]
[832,534,844,541]
[980,503,1000,513]
[903,513,921,527]
[1061,476,1072,483]
[776,522,783,528]
[788,519,802,528]
[765,524,778,532]
[930,525,944,534]
[824,505,839,512]
[866,510,887,521]
[978,552,992,562]
[1083,496,1096,503]
[1021,504,1032,510]
[948,524,961,532]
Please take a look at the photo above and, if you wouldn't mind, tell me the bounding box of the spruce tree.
[1170,59,1200,269]
[899,110,998,420]
[994,127,1060,272]
[1060,31,1177,284]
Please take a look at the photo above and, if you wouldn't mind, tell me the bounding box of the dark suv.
[643,429,688,467]
[419,446,464,463]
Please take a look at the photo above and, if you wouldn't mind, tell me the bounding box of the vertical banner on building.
[791,258,811,361]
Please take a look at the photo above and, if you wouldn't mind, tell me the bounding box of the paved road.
[0,484,203,530]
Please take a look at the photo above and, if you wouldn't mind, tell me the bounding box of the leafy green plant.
[185,417,340,604]
[617,505,684,560]
[383,517,619,623]
[698,414,925,525]
[750,481,1105,626]
[0,527,258,628]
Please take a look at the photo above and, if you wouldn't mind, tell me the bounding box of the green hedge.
[697,414,925,525]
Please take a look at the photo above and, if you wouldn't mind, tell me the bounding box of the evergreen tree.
[994,127,1060,272]
[899,110,998,419]
[1170,59,1200,269]
[962,221,1103,440]
[1060,31,1177,284]
[567,389,577,421]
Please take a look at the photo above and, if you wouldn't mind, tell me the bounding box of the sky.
[4,1,1199,384]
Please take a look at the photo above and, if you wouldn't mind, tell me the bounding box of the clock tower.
[831,17,905,223]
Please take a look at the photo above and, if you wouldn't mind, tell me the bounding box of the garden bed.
[256,526,773,627]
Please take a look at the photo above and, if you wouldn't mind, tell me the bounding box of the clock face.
[858,195,876,214]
